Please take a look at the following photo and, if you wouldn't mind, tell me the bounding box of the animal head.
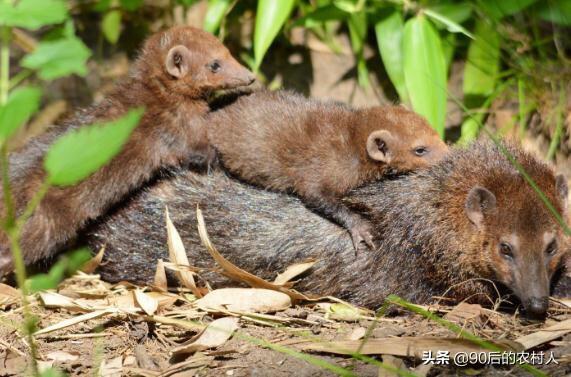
[462,160,569,319]
[136,26,255,99]
[360,106,448,172]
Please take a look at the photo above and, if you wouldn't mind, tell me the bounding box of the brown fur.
[0,26,254,274]
[85,140,569,319]
[206,90,448,251]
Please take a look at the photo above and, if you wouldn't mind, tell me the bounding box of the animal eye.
[414,147,428,156]
[545,240,558,256]
[209,60,221,73]
[499,242,514,259]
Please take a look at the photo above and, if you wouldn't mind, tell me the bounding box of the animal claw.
[350,221,376,256]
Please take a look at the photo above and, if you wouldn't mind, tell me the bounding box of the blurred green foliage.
[0,1,142,374]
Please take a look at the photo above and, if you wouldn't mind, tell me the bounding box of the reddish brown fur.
[206,90,448,250]
[0,26,254,274]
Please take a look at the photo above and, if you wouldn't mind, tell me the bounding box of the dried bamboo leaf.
[134,290,159,316]
[196,288,291,313]
[515,318,571,350]
[273,260,317,286]
[303,337,515,358]
[81,246,105,274]
[196,207,319,303]
[171,317,239,355]
[34,308,116,336]
[152,259,168,292]
[165,207,202,297]
[0,283,20,306]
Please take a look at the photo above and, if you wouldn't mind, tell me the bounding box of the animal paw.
[350,220,376,255]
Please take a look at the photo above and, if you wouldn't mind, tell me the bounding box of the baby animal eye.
[414,147,428,156]
[209,60,221,73]
[499,242,514,259]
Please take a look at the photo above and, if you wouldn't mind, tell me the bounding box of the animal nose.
[246,73,256,85]
[524,297,549,319]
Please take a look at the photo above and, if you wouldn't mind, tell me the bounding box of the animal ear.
[165,45,191,79]
[465,186,497,229]
[366,130,393,163]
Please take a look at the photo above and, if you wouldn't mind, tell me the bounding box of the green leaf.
[177,0,199,6]
[427,2,472,25]
[424,9,474,39]
[0,86,41,143]
[294,4,348,28]
[204,0,232,33]
[27,260,66,292]
[458,117,480,146]
[27,249,91,293]
[44,108,143,186]
[22,36,91,80]
[462,20,500,108]
[39,368,66,377]
[348,11,369,88]
[253,0,295,71]
[0,0,68,30]
[375,8,408,102]
[120,0,144,11]
[478,0,538,19]
[102,10,122,44]
[403,15,447,138]
[536,0,571,26]
[347,10,367,55]
[93,0,112,12]
[442,32,456,73]
[333,0,364,13]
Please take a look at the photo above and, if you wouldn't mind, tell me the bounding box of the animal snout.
[524,297,549,319]
[245,73,256,85]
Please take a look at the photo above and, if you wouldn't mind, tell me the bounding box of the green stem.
[0,17,39,375]
[17,180,49,228]
[0,145,15,226]
[0,26,10,104]
[546,87,566,161]
[517,78,527,140]
[9,69,33,90]
[387,295,546,377]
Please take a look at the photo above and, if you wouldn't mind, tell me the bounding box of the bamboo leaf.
[374,8,408,102]
[204,0,232,33]
[536,0,571,26]
[44,108,143,186]
[253,0,295,71]
[479,0,538,19]
[333,0,363,13]
[294,4,347,28]
[424,9,474,39]
[463,20,500,107]
[403,15,447,137]
[347,11,369,88]
[428,2,472,24]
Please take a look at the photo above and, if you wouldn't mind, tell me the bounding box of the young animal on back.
[206,90,448,252]
[0,26,255,275]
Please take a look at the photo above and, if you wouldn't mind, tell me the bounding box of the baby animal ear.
[166,45,191,78]
[465,186,497,230]
[366,129,393,163]
[556,174,568,213]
